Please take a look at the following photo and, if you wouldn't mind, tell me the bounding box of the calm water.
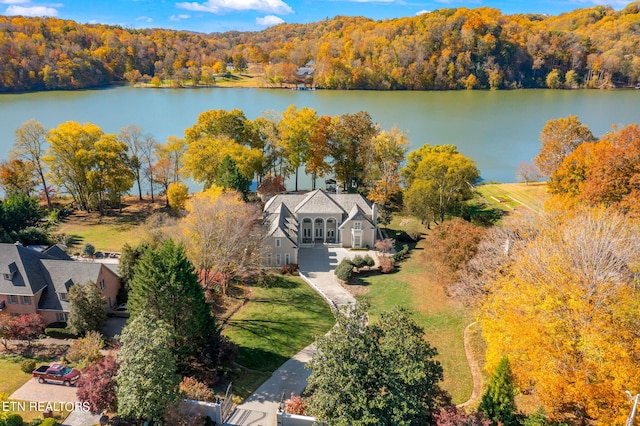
[0,86,639,187]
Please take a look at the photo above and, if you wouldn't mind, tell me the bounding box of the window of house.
[99,279,106,290]
[59,293,67,301]
[57,312,68,322]
[275,238,281,248]
[21,296,31,305]
[285,253,290,265]
[354,221,362,230]
[3,273,12,280]
[267,254,272,266]
[8,295,18,304]
[276,253,281,266]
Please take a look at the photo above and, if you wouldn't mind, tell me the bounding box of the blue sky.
[0,0,632,33]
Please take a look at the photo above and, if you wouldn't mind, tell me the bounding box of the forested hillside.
[1,2,640,92]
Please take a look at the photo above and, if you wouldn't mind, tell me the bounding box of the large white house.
[263,189,379,266]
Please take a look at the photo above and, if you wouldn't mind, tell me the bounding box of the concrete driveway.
[10,376,79,403]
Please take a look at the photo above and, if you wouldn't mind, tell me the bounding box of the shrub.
[179,377,214,402]
[286,393,307,415]
[280,263,299,275]
[351,255,367,271]
[82,243,95,257]
[378,255,396,274]
[392,244,410,263]
[20,359,36,373]
[334,258,354,282]
[39,419,59,426]
[363,254,375,269]
[4,414,24,426]
[66,331,104,367]
[374,238,395,253]
[44,326,77,339]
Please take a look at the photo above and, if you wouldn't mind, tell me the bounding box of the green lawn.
[475,182,549,214]
[223,275,334,374]
[359,218,474,404]
[55,221,143,253]
[0,355,32,395]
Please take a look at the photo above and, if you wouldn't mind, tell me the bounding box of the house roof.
[42,244,72,261]
[294,190,345,215]
[264,203,298,246]
[38,261,103,311]
[0,243,55,296]
[339,204,375,230]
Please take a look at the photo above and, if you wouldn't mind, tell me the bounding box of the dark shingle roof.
[0,243,54,296]
[38,260,102,311]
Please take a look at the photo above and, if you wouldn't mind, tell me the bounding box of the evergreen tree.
[306,304,447,425]
[67,281,107,336]
[215,154,250,195]
[128,239,215,364]
[479,357,518,426]
[116,313,179,423]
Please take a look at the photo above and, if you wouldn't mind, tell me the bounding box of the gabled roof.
[264,203,298,247]
[339,204,375,229]
[0,243,54,296]
[42,244,72,261]
[38,261,103,311]
[294,189,345,215]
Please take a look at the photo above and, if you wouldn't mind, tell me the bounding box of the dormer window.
[354,221,362,230]
[3,273,13,280]
[59,293,68,301]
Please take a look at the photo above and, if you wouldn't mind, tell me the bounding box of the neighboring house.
[0,243,120,325]
[263,189,378,266]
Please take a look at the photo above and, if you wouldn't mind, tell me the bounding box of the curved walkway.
[458,321,483,409]
[224,247,359,426]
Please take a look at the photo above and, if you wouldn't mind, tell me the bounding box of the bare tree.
[12,120,52,208]
[515,161,541,185]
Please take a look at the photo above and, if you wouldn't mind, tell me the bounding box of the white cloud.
[256,14,284,26]
[176,0,293,15]
[136,15,153,22]
[170,13,191,21]
[416,9,429,15]
[5,5,58,16]
[0,0,30,4]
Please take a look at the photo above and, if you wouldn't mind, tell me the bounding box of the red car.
[32,363,81,386]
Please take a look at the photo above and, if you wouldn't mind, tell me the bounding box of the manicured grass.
[0,355,32,395]
[223,275,334,373]
[358,217,474,404]
[55,221,143,253]
[475,182,549,214]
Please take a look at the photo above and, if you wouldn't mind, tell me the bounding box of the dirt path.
[458,321,483,409]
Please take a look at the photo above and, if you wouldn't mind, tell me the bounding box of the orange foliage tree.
[478,208,640,425]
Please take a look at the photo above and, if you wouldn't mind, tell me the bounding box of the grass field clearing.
[475,182,549,214]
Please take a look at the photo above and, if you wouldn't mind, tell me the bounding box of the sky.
[0,0,633,33]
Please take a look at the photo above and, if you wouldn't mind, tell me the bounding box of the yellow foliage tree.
[166,181,189,211]
[478,208,640,425]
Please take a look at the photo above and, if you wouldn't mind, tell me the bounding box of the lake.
[0,86,639,188]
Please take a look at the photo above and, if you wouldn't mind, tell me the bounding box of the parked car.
[32,364,80,386]
[109,303,129,318]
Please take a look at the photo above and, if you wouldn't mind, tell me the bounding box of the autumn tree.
[278,105,317,191]
[66,331,104,367]
[9,314,45,348]
[166,181,189,211]
[0,159,36,197]
[435,407,491,426]
[533,116,596,177]
[515,161,541,185]
[45,121,103,211]
[306,304,447,425]
[305,114,332,190]
[116,313,180,423]
[128,239,215,363]
[328,111,378,191]
[184,108,253,146]
[478,208,640,425]
[12,119,52,207]
[366,127,409,206]
[118,125,153,201]
[77,355,119,414]
[178,190,265,298]
[67,281,107,336]
[88,134,135,214]
[403,145,480,224]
